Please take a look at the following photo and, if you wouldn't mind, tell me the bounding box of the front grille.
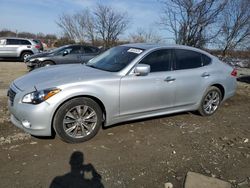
[7,88,16,106]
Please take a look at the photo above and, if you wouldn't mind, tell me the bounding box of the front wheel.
[21,52,32,61]
[39,60,55,67]
[53,97,102,143]
[198,86,222,116]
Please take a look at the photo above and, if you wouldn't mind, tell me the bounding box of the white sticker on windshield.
[127,48,143,54]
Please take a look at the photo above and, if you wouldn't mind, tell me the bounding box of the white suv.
[0,37,40,61]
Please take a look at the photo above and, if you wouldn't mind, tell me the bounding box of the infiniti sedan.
[25,44,100,70]
[8,44,237,143]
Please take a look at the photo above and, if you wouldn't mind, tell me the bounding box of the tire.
[53,97,102,143]
[39,61,55,67]
[198,86,222,116]
[21,52,32,62]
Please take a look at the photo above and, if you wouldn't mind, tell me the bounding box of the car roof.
[60,44,97,47]
[0,37,33,41]
[121,43,211,56]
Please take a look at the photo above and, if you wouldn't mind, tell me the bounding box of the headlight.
[22,88,61,104]
[28,58,43,63]
[29,58,36,62]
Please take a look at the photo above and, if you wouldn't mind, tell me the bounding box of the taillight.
[231,68,237,77]
[35,45,40,49]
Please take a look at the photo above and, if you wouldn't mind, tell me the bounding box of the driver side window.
[139,49,172,72]
[58,47,73,55]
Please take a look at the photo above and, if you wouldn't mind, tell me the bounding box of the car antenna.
[34,86,38,91]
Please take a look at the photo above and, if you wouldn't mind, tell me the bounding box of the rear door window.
[20,40,31,45]
[70,46,82,54]
[174,49,202,70]
[84,47,99,53]
[202,54,211,66]
[139,49,172,72]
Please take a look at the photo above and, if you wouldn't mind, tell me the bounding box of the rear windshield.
[86,46,144,72]
[33,39,41,44]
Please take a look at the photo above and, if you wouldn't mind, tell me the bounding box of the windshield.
[86,46,144,72]
[50,46,68,53]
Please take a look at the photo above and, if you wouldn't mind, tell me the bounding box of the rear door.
[172,49,211,107]
[120,49,176,116]
[20,39,32,51]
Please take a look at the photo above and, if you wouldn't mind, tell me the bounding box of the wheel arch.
[40,60,56,67]
[20,50,33,57]
[211,84,225,100]
[51,95,107,133]
[42,59,55,64]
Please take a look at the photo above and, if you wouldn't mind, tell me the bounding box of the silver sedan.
[8,44,237,143]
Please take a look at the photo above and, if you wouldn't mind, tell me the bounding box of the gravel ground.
[0,61,250,188]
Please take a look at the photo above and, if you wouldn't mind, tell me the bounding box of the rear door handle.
[201,72,210,77]
[164,76,176,82]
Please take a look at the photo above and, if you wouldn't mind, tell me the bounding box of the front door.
[0,39,7,57]
[120,49,176,116]
[4,39,19,57]
[56,46,81,64]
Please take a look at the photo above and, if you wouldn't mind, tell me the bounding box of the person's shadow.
[50,151,104,188]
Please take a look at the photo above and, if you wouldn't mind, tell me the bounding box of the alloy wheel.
[23,54,31,60]
[63,105,97,138]
[203,90,220,114]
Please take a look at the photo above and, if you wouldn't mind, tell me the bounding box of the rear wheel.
[21,52,32,61]
[53,97,102,143]
[198,86,222,116]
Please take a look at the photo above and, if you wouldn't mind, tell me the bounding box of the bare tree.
[219,0,250,56]
[56,9,94,43]
[160,0,227,48]
[84,10,97,45]
[0,29,17,37]
[56,5,129,47]
[130,28,163,43]
[56,13,77,41]
[18,32,36,38]
[94,4,129,48]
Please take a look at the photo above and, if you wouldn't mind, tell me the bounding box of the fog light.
[22,120,31,128]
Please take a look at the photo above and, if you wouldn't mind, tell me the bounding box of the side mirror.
[134,64,150,76]
[63,50,69,56]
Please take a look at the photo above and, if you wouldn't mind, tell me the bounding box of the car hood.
[27,52,51,60]
[13,64,114,91]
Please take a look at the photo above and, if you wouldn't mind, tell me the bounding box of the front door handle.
[201,72,210,77]
[164,76,176,82]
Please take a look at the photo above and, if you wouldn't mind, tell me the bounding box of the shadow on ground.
[237,76,250,84]
[0,58,22,62]
[50,151,104,188]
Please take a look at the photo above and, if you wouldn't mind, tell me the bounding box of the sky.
[0,0,169,40]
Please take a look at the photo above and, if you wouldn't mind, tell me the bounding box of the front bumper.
[8,85,53,136]
[25,60,40,69]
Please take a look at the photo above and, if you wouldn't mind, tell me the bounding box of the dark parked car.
[25,44,100,70]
